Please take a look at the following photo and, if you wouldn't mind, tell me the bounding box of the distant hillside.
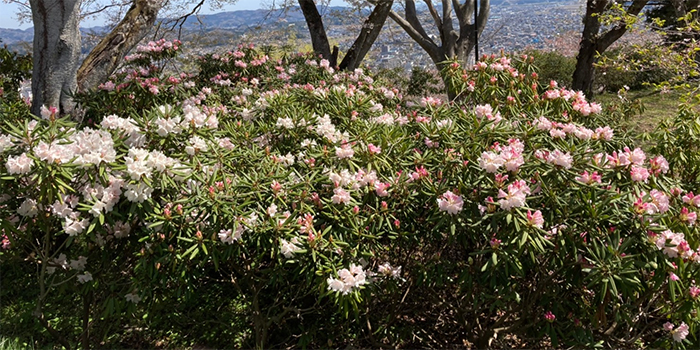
[0,27,33,45]
[0,0,577,45]
[181,7,312,29]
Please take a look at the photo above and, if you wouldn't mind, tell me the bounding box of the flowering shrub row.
[1,42,698,348]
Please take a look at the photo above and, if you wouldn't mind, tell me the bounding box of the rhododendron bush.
[1,42,699,348]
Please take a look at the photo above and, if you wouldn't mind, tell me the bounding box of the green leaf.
[86,220,97,234]
[519,231,528,249]
[183,244,199,260]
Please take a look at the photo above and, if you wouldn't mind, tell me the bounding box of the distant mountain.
[0,27,33,45]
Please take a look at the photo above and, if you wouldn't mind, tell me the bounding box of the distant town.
[0,0,585,71]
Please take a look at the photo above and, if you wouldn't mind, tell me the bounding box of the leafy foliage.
[1,43,699,349]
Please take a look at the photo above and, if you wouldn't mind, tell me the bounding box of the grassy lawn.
[596,89,684,134]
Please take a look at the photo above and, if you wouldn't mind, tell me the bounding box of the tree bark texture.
[298,0,333,66]
[572,0,649,98]
[29,0,81,117]
[670,0,700,16]
[338,0,394,71]
[77,0,161,92]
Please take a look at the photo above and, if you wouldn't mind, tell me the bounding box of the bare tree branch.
[424,0,443,36]
[166,0,206,38]
[339,0,394,70]
[405,0,434,44]
[81,0,131,19]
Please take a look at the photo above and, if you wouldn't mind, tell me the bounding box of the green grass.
[0,337,36,350]
[596,89,684,134]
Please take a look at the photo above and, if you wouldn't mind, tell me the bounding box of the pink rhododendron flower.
[573,126,594,140]
[377,263,402,279]
[549,128,566,139]
[648,190,670,214]
[544,89,560,100]
[672,322,689,342]
[40,105,58,120]
[374,182,390,197]
[77,272,93,283]
[424,138,439,148]
[689,286,700,299]
[620,147,646,166]
[367,143,382,155]
[649,155,669,175]
[219,226,243,244]
[546,149,573,169]
[544,311,555,322]
[536,116,553,130]
[331,188,352,205]
[527,210,544,228]
[655,230,685,258]
[2,234,11,250]
[682,192,700,207]
[267,203,278,217]
[498,180,530,210]
[680,207,697,226]
[630,166,650,183]
[575,170,602,185]
[407,166,429,182]
[475,104,493,118]
[478,140,524,173]
[437,191,464,215]
[595,126,614,140]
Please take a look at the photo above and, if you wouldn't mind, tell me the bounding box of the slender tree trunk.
[338,0,393,71]
[571,0,607,97]
[29,0,81,117]
[572,0,649,98]
[298,0,333,66]
[571,39,599,98]
[77,0,161,92]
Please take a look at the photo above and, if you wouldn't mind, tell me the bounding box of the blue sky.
[0,0,347,29]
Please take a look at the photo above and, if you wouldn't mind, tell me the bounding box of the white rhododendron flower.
[125,293,141,304]
[327,264,368,295]
[17,198,39,217]
[280,237,302,258]
[77,272,93,284]
[6,153,33,174]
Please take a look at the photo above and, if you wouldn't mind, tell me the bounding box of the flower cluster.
[497,180,531,210]
[327,264,368,295]
[478,139,525,173]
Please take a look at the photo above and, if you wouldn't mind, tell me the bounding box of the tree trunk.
[453,0,491,63]
[338,0,393,71]
[571,40,599,98]
[572,0,649,98]
[379,0,490,100]
[77,0,161,92]
[29,0,81,117]
[298,0,334,66]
